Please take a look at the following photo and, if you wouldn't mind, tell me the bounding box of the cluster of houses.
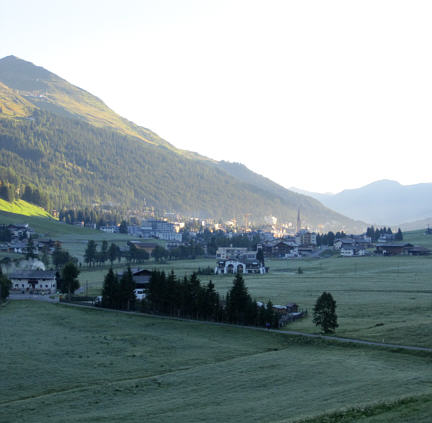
[334,233,431,257]
[259,229,318,259]
[0,224,61,255]
[101,219,183,242]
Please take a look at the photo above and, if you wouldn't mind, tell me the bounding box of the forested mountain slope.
[0,56,364,232]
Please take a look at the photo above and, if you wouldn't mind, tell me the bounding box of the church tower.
[296,208,301,234]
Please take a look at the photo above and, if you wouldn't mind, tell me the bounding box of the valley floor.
[1,301,432,422]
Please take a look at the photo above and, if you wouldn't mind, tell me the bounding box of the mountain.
[0,55,364,232]
[294,180,432,226]
[398,217,432,232]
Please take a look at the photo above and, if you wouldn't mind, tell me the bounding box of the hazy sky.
[1,0,431,193]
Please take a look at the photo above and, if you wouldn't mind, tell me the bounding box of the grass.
[1,301,432,422]
[111,253,432,349]
[0,199,53,218]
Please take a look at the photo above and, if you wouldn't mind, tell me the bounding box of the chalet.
[263,241,298,258]
[334,238,354,250]
[8,240,38,255]
[9,270,57,293]
[37,239,62,254]
[375,243,413,256]
[340,246,366,257]
[407,246,431,256]
[8,224,31,239]
[118,268,152,288]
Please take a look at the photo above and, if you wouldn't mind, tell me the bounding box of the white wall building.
[9,270,57,293]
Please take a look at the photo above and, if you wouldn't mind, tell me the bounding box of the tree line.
[0,179,49,209]
[100,269,280,328]
[366,226,403,241]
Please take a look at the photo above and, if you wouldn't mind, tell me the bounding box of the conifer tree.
[119,267,136,310]
[313,292,338,333]
[102,268,119,308]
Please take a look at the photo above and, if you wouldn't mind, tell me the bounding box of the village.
[1,214,431,330]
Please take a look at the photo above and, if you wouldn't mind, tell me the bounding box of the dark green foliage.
[60,262,80,298]
[0,182,15,201]
[25,236,37,259]
[395,228,403,240]
[313,292,338,334]
[0,109,360,229]
[226,273,253,324]
[52,245,77,268]
[366,226,395,242]
[119,220,128,234]
[84,240,97,267]
[143,270,277,328]
[101,268,119,309]
[168,243,204,260]
[108,242,121,264]
[0,226,11,242]
[0,266,11,301]
[128,243,149,263]
[101,267,136,310]
[118,267,136,311]
[59,207,123,226]
[151,245,169,263]
[316,231,342,246]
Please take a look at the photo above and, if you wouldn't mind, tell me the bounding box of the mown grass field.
[77,231,432,348]
[1,301,431,423]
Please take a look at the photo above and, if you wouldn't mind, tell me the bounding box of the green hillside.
[0,198,52,217]
[0,81,35,117]
[0,56,364,231]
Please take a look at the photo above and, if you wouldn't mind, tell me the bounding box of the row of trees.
[143,271,279,327]
[366,226,403,241]
[59,206,130,231]
[84,241,151,267]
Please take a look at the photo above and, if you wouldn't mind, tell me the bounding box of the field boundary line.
[52,301,432,353]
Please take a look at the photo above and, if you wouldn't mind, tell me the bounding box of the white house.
[340,246,366,257]
[214,259,266,275]
[9,270,57,293]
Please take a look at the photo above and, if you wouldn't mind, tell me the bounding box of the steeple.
[296,208,301,233]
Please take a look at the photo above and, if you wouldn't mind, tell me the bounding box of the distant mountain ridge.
[0,55,364,232]
[292,180,432,226]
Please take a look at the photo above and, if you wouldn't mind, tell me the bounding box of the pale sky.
[1,0,431,193]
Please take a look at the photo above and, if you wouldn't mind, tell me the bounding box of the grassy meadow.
[76,231,432,348]
[1,301,432,423]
